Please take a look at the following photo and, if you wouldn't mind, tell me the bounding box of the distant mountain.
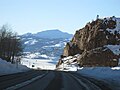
[21,29,73,39]
[20,29,73,61]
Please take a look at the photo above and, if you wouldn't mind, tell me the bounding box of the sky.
[0,0,120,35]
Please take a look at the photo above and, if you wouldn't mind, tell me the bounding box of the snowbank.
[77,67,120,88]
[78,67,120,79]
[0,58,29,76]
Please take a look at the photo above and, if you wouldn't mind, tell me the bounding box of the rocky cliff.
[57,16,120,67]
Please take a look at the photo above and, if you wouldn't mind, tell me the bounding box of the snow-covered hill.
[20,30,73,61]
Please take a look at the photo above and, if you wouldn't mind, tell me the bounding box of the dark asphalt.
[0,70,113,90]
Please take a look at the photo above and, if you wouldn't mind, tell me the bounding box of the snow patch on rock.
[105,45,120,55]
[106,17,120,34]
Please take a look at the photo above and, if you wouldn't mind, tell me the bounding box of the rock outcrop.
[79,47,118,67]
[57,16,120,67]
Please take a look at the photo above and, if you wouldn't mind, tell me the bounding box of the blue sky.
[0,0,120,35]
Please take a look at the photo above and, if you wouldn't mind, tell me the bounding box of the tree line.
[0,25,23,63]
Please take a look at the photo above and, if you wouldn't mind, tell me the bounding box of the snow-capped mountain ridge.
[21,29,73,39]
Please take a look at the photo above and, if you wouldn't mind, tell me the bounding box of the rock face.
[79,47,118,67]
[59,16,120,67]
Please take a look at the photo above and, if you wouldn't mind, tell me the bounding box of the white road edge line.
[4,72,47,90]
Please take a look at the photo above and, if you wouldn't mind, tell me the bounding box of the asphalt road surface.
[0,70,113,90]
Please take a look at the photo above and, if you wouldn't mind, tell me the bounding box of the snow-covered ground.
[24,52,52,59]
[77,66,120,81]
[0,57,56,76]
[23,52,56,60]
[21,58,56,70]
[0,58,29,76]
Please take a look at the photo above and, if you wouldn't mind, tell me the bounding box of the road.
[0,70,112,90]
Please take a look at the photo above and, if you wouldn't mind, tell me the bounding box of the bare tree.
[0,24,23,63]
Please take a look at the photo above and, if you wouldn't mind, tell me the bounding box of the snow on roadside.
[77,66,120,88]
[78,67,120,79]
[0,58,29,76]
